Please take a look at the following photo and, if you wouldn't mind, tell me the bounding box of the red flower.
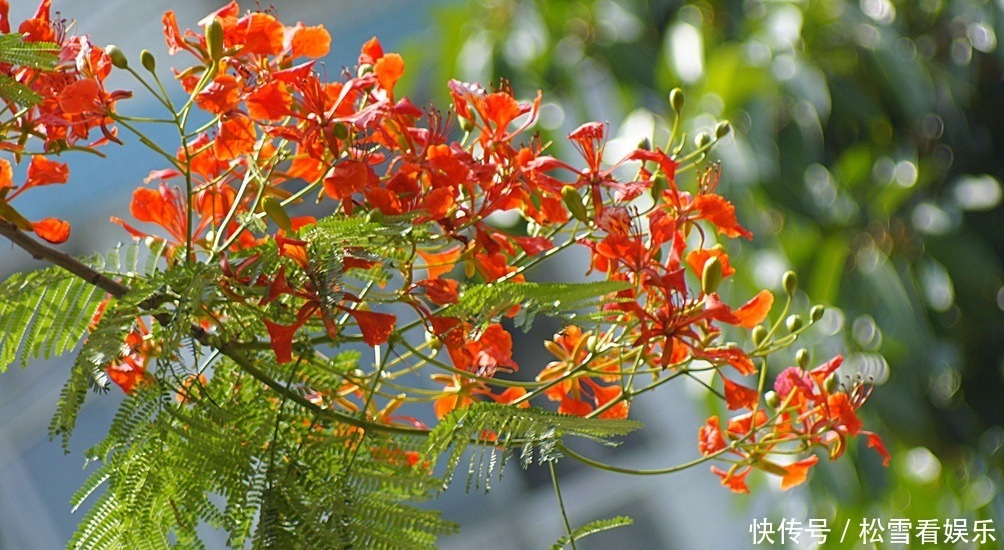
[213,115,257,160]
[32,218,70,244]
[699,416,727,455]
[263,317,307,365]
[723,376,759,410]
[692,192,753,240]
[8,156,69,199]
[246,81,292,120]
[413,278,459,306]
[289,23,331,59]
[711,465,751,494]
[107,356,148,394]
[780,455,819,490]
[446,323,517,377]
[345,308,396,347]
[375,53,405,95]
[196,75,242,115]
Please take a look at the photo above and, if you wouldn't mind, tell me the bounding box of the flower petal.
[374,52,404,94]
[32,217,70,244]
[733,290,774,329]
[349,308,396,346]
[723,376,759,410]
[290,23,331,59]
[780,455,819,490]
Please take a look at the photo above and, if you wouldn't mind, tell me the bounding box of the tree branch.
[0,218,130,297]
[0,218,428,437]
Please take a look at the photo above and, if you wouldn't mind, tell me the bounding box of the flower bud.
[795,348,809,369]
[637,137,651,151]
[764,390,780,408]
[669,88,684,113]
[782,271,797,295]
[785,314,803,333]
[459,115,476,134]
[106,45,128,69]
[810,305,825,322]
[700,255,723,295]
[262,197,292,232]
[332,123,349,141]
[824,372,840,394]
[695,132,711,149]
[651,174,668,201]
[756,459,790,477]
[561,185,590,223]
[140,49,156,72]
[715,120,731,139]
[205,18,224,62]
[752,325,767,346]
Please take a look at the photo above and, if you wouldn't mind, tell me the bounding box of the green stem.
[549,460,577,550]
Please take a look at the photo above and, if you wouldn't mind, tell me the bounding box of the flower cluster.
[0,0,130,243]
[0,1,886,494]
[699,355,890,493]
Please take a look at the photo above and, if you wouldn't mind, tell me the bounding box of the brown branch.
[0,218,428,437]
[0,218,129,297]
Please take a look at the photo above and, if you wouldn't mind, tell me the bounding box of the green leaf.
[425,403,641,492]
[0,34,58,106]
[550,515,634,550]
[440,280,632,330]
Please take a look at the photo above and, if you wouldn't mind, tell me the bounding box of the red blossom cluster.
[0,1,886,494]
[699,356,890,493]
[0,0,130,244]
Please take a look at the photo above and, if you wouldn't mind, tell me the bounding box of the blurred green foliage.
[414,0,1004,540]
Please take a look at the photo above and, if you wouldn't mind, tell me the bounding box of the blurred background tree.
[411,0,1004,536]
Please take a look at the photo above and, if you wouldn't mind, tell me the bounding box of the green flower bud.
[764,390,780,408]
[262,197,292,232]
[332,122,349,141]
[752,325,767,346]
[795,348,809,369]
[669,88,684,113]
[715,120,732,139]
[701,256,723,295]
[637,137,651,151]
[106,45,128,69]
[810,305,825,322]
[206,18,224,62]
[782,270,798,295]
[695,132,711,149]
[785,314,803,333]
[561,185,590,223]
[459,115,476,134]
[756,459,790,477]
[140,49,156,72]
[824,373,840,394]
[651,174,668,201]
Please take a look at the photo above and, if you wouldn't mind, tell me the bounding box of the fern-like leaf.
[441,280,632,330]
[550,515,634,550]
[0,265,104,372]
[425,403,641,491]
[0,34,58,106]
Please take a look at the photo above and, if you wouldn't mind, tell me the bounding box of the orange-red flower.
[431,374,529,420]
